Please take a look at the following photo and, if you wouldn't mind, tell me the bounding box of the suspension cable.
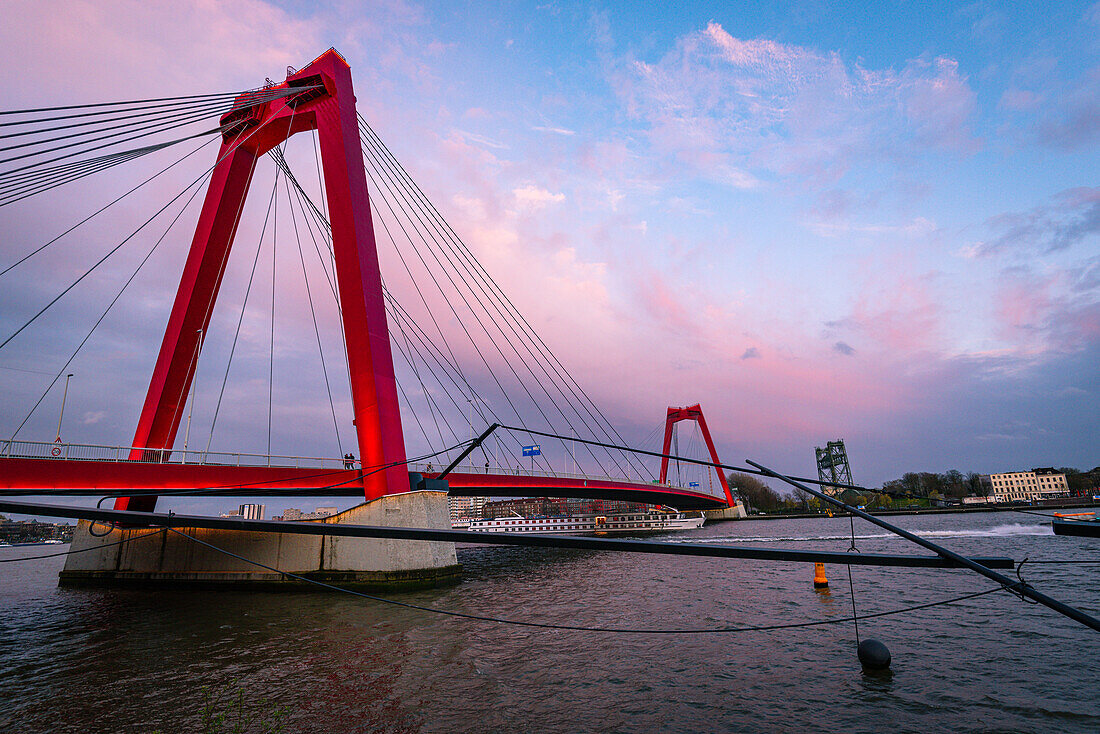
[0,89,285,117]
[0,98,298,352]
[0,137,216,276]
[273,151,519,466]
[360,146,558,474]
[204,172,279,454]
[281,169,344,456]
[360,131,613,477]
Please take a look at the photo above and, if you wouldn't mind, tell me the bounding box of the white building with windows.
[978,468,1068,503]
[237,503,265,520]
[222,504,267,519]
[449,495,488,525]
[272,506,338,521]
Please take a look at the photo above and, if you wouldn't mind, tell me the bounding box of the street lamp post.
[55,373,74,443]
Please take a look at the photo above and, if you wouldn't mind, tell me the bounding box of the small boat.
[465,508,705,535]
[1051,512,1100,538]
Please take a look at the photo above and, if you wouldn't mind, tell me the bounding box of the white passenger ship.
[464,509,705,535]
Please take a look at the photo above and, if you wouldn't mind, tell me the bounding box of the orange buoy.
[813,562,829,588]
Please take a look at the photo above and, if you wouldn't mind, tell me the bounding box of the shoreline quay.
[724,499,1099,522]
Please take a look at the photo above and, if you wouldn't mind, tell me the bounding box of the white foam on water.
[679,522,1052,544]
[914,523,1053,538]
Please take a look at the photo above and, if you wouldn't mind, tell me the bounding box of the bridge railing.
[407,461,719,496]
[0,439,348,470]
[0,440,720,496]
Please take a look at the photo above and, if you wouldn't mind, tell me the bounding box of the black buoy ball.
[857,638,891,671]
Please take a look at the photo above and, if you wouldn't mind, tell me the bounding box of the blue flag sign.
[522,444,541,457]
[689,481,700,488]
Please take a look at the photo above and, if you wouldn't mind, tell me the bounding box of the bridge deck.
[0,455,729,510]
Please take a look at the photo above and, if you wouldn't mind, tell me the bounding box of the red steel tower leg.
[658,404,734,507]
[115,50,406,511]
[115,144,257,512]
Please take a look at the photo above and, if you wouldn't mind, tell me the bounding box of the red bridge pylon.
[117,49,405,511]
[658,404,734,507]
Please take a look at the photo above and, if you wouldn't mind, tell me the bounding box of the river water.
[1,511,1098,733]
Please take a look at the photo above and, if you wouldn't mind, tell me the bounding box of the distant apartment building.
[448,495,488,524]
[978,468,1068,503]
[237,503,265,520]
[272,506,338,522]
[0,515,74,543]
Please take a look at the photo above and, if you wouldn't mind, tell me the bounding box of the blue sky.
[0,1,1097,515]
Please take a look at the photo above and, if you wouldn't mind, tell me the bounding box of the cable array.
[271,146,503,464]
[269,139,620,477]
[0,86,313,207]
[356,116,653,480]
[1,98,301,442]
[3,82,673,487]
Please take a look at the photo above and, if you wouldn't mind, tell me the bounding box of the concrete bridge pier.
[59,486,460,591]
[703,500,749,522]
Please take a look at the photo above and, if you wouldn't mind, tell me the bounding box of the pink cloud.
[978,186,1100,256]
[994,278,1052,340]
[0,0,323,103]
[513,184,565,210]
[841,266,945,356]
[612,22,980,188]
[999,88,1043,112]
[992,270,1100,355]
[1035,66,1100,150]
[899,57,981,153]
[634,270,698,339]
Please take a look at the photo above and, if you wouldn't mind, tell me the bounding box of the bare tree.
[728,472,783,512]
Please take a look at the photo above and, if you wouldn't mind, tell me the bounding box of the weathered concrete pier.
[703,501,749,521]
[60,490,460,591]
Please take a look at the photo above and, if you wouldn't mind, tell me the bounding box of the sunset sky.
[0,1,1097,512]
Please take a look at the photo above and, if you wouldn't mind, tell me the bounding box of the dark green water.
[1,511,1097,733]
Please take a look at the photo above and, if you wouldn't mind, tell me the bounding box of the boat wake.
[677,523,1053,544]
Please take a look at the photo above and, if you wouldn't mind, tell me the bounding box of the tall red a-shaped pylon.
[116,50,406,511]
[658,404,734,507]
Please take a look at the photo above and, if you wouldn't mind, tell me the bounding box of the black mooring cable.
[0,528,166,562]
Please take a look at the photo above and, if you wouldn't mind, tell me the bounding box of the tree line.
[728,466,1099,513]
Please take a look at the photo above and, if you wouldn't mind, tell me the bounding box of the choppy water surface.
[1,511,1098,733]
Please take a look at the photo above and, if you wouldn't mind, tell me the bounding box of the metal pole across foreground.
[474,425,1100,633]
[0,499,1015,570]
[745,460,1100,634]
